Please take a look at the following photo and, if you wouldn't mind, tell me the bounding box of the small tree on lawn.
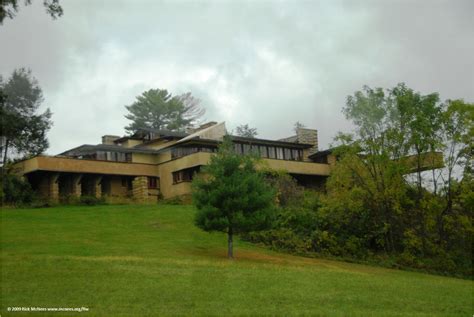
[192,136,275,259]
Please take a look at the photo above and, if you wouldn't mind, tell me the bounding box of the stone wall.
[37,173,59,202]
[132,176,149,203]
[102,135,120,144]
[71,174,82,198]
[296,128,318,156]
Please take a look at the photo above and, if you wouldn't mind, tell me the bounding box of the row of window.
[171,144,304,161]
[171,147,217,159]
[79,144,303,163]
[79,151,133,162]
[233,143,303,161]
[96,151,132,162]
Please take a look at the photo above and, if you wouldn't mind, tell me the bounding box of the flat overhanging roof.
[14,156,158,177]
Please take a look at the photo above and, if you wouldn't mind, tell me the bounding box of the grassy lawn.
[1,204,472,316]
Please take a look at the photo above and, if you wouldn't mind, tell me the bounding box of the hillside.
[1,205,472,316]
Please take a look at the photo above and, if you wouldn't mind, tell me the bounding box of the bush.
[264,171,304,207]
[0,172,36,206]
[160,196,184,205]
[79,195,106,206]
[243,189,472,278]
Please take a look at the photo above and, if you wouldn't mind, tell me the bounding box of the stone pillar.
[49,173,60,203]
[95,177,102,198]
[132,176,148,203]
[297,128,318,158]
[71,174,82,198]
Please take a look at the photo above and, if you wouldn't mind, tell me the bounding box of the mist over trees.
[124,89,205,134]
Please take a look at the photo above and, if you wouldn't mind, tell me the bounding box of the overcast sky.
[1,0,473,154]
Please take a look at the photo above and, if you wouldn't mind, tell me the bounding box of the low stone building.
[14,122,337,203]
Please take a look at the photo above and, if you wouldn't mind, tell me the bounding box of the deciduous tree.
[235,124,257,138]
[0,0,63,24]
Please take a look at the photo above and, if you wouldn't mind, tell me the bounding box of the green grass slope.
[1,205,472,316]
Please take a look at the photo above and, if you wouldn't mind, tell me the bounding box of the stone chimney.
[296,128,318,156]
[102,135,121,145]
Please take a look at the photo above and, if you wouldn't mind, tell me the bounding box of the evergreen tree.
[0,68,52,164]
[124,89,204,133]
[192,136,275,258]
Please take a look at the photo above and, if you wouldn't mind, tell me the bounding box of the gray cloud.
[1,0,473,154]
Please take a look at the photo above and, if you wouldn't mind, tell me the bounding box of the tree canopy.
[293,121,305,133]
[235,124,258,138]
[325,83,472,270]
[124,89,205,134]
[0,0,63,24]
[192,136,275,258]
[247,83,473,277]
[0,68,52,164]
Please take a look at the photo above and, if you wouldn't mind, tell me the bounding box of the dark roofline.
[172,136,312,149]
[113,128,189,144]
[59,144,160,156]
[113,136,142,143]
[308,149,333,159]
[132,128,188,138]
[230,136,312,148]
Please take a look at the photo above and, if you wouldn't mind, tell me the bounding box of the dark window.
[312,155,328,164]
[268,146,276,159]
[234,143,243,155]
[96,151,106,160]
[148,177,159,189]
[276,147,284,159]
[172,166,201,184]
[249,144,260,155]
[242,144,251,155]
[171,147,214,159]
[122,177,133,189]
[292,149,299,160]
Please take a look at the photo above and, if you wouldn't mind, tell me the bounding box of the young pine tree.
[192,136,275,258]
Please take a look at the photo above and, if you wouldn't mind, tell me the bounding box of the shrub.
[79,195,106,206]
[264,171,304,207]
[0,172,36,206]
[161,196,184,205]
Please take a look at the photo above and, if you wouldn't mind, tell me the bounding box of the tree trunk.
[3,139,9,165]
[227,227,233,259]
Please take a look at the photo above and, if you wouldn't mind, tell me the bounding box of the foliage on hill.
[0,169,35,206]
[244,84,473,277]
